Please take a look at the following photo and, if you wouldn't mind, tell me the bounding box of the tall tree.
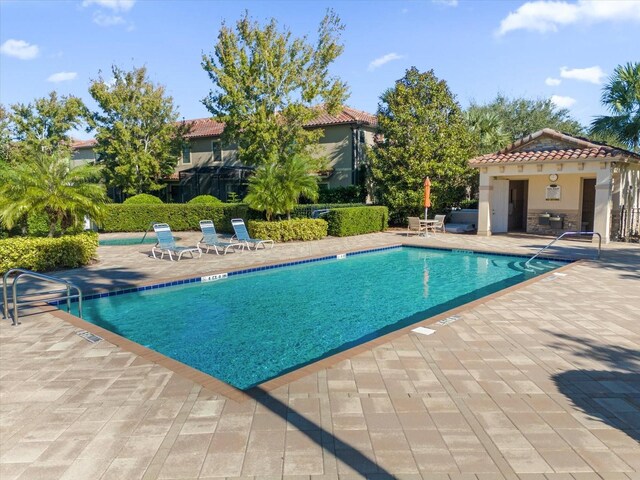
[202,10,349,167]
[89,66,187,195]
[464,108,510,155]
[369,67,475,224]
[7,92,89,162]
[0,152,107,237]
[590,62,640,153]
[0,105,11,168]
[466,94,584,150]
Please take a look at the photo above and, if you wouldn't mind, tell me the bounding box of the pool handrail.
[525,231,601,269]
[2,268,83,326]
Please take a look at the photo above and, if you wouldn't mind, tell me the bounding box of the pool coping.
[38,243,581,403]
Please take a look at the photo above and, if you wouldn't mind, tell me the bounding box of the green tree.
[89,65,187,195]
[7,92,89,162]
[590,62,640,153]
[466,94,584,150]
[369,67,475,224]
[0,152,107,237]
[244,154,319,220]
[202,10,348,167]
[464,108,510,155]
[0,105,11,168]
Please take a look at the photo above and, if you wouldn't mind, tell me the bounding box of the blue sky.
[1,0,639,140]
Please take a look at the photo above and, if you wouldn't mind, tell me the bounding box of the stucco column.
[477,172,492,236]
[593,164,612,244]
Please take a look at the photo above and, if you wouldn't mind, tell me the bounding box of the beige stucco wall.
[178,137,238,172]
[475,159,615,242]
[527,173,593,210]
[70,147,97,168]
[315,124,352,187]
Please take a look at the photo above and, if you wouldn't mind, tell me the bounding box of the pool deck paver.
[0,231,639,479]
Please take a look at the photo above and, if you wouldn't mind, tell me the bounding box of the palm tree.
[244,154,319,221]
[464,108,511,154]
[590,62,640,153]
[0,152,108,236]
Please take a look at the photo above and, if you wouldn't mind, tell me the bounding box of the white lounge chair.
[231,218,274,250]
[152,223,202,261]
[198,220,245,254]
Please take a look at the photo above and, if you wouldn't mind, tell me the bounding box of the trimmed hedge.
[326,206,388,237]
[291,203,364,219]
[247,219,328,242]
[100,204,249,233]
[123,193,163,204]
[188,195,223,205]
[0,232,98,274]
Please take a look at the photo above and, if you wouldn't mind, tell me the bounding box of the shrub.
[290,203,364,219]
[123,193,163,205]
[0,232,98,274]
[188,195,223,205]
[247,219,327,242]
[27,212,54,237]
[100,204,249,233]
[325,206,388,237]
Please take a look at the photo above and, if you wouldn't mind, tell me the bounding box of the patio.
[1,232,638,479]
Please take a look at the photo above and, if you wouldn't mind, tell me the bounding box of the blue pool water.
[70,247,565,389]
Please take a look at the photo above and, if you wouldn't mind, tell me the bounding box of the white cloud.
[82,0,135,12]
[432,0,458,6]
[47,72,78,83]
[0,39,39,60]
[497,0,640,36]
[551,95,576,108]
[92,11,126,26]
[560,66,605,84]
[545,77,561,86]
[368,53,405,71]
[401,8,409,14]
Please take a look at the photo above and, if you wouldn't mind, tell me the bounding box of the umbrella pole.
[424,207,430,237]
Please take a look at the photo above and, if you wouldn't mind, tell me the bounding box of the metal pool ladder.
[525,231,602,269]
[2,269,83,326]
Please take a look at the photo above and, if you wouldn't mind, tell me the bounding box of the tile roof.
[182,118,225,139]
[71,106,377,147]
[469,128,640,165]
[304,106,378,127]
[71,138,98,148]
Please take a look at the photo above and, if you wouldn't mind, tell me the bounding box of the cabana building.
[469,129,640,243]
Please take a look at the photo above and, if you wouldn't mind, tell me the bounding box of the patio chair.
[198,220,245,255]
[406,217,426,236]
[231,218,274,250]
[152,223,202,261]
[431,214,446,234]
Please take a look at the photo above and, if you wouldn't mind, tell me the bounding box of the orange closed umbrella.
[423,177,431,219]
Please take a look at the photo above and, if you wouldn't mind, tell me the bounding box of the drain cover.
[436,315,461,326]
[76,330,102,343]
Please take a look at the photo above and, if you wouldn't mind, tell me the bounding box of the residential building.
[72,106,377,202]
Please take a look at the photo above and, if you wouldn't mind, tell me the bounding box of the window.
[212,141,222,162]
[182,144,191,164]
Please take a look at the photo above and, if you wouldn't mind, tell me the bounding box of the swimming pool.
[99,236,159,246]
[65,246,566,389]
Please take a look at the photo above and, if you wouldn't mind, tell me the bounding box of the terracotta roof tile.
[72,106,376,147]
[182,118,225,139]
[469,146,628,165]
[71,138,98,148]
[469,128,640,165]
